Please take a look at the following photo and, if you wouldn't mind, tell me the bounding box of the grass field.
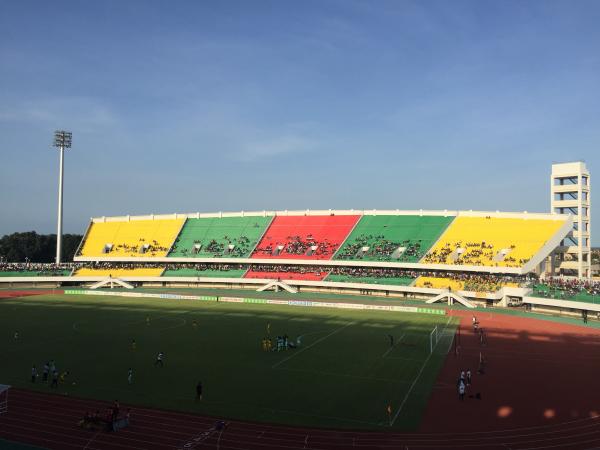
[0,292,458,431]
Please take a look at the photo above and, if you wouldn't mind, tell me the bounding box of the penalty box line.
[271,322,354,369]
[390,316,453,426]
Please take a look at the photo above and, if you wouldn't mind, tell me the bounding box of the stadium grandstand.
[4,207,598,316]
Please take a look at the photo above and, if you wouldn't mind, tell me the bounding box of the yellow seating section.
[422,217,564,267]
[79,219,185,257]
[415,276,519,292]
[74,268,164,277]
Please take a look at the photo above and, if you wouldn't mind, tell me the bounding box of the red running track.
[3,312,600,449]
[249,215,360,261]
[0,290,63,299]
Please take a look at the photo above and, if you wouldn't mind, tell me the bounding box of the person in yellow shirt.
[59,370,69,384]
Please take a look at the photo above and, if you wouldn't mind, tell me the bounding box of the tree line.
[0,232,83,263]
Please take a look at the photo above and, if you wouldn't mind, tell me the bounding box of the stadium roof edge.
[89,209,571,223]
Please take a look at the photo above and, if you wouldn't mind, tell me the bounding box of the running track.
[3,298,600,449]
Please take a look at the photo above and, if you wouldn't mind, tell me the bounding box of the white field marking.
[274,366,410,384]
[381,333,406,358]
[297,329,332,341]
[271,322,354,369]
[83,430,101,450]
[444,317,459,354]
[390,316,453,426]
[73,317,187,333]
[384,356,427,363]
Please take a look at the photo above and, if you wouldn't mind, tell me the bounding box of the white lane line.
[271,322,354,369]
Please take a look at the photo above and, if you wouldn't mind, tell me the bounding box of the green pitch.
[0,293,457,430]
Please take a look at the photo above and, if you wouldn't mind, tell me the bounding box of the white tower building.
[550,162,591,278]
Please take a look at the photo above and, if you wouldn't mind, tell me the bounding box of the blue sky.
[0,0,599,243]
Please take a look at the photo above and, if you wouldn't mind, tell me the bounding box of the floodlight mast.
[52,130,72,264]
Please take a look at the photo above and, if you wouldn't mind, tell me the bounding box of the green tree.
[0,232,83,262]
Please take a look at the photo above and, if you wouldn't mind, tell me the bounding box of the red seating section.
[250,215,360,261]
[244,269,329,281]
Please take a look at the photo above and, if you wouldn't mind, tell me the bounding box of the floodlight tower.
[53,130,72,264]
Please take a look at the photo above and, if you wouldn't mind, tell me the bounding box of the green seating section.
[531,284,600,304]
[324,274,414,286]
[162,268,246,278]
[168,216,271,258]
[334,215,454,262]
[0,270,71,277]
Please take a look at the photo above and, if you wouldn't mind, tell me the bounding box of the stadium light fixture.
[52,130,72,264]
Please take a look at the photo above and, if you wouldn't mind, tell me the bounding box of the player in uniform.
[196,381,203,401]
[59,370,70,384]
[154,351,164,367]
[128,368,133,384]
[42,362,50,382]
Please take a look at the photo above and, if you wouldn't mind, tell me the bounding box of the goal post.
[429,326,438,354]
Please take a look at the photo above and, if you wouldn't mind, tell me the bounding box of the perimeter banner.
[63,290,446,315]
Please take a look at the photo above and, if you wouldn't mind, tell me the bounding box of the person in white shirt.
[128,368,133,384]
[154,352,164,367]
[458,382,465,401]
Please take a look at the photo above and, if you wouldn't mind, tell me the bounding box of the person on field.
[51,370,59,388]
[31,365,37,383]
[196,381,203,401]
[466,369,472,386]
[458,382,465,401]
[112,400,120,421]
[42,362,49,382]
[131,339,136,351]
[128,368,133,384]
[59,370,70,384]
[154,352,164,367]
[192,319,198,328]
[14,331,19,341]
